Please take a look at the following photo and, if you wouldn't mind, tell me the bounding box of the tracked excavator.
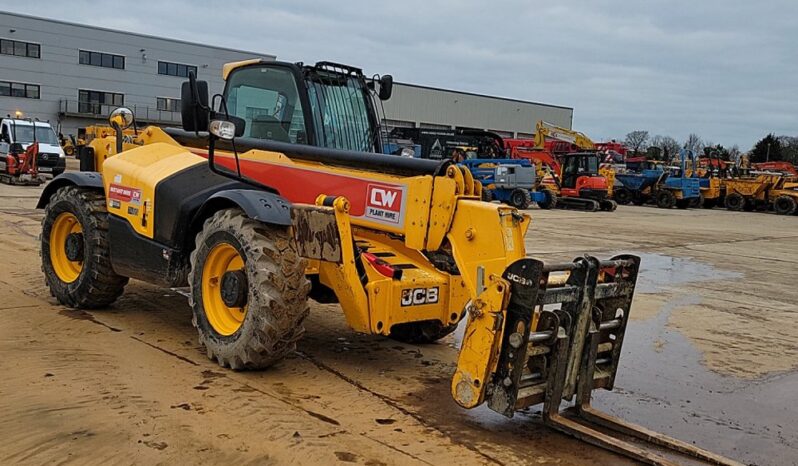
[38,58,737,465]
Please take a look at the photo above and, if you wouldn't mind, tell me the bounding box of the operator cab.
[560,152,600,189]
[219,61,392,154]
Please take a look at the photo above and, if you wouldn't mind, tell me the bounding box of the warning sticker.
[365,183,403,225]
[108,184,141,203]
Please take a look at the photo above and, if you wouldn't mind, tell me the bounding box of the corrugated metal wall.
[381,83,573,138]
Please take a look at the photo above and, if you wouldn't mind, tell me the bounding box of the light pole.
[766,142,771,162]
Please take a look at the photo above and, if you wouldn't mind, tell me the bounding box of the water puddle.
[449,252,741,348]
[632,252,742,293]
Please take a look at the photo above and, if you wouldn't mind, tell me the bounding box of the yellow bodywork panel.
[102,143,204,238]
[444,200,531,408]
[222,58,266,80]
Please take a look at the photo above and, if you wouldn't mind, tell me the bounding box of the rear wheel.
[689,194,704,208]
[725,193,745,211]
[189,209,310,370]
[389,320,458,344]
[536,188,557,209]
[774,195,797,215]
[509,188,531,209]
[481,189,494,202]
[41,186,128,308]
[656,190,676,209]
[613,187,632,205]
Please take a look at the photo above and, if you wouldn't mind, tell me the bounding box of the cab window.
[225,66,308,144]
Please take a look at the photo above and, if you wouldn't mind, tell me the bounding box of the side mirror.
[181,74,209,133]
[109,107,134,130]
[378,75,393,100]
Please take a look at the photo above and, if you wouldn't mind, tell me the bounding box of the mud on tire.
[41,186,129,308]
[389,319,458,344]
[189,209,310,370]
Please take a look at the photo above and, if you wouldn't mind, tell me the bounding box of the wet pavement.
[2,182,797,465]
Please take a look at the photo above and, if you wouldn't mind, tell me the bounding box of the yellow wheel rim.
[202,242,247,336]
[49,212,83,283]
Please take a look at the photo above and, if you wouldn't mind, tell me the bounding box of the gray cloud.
[7,1,797,148]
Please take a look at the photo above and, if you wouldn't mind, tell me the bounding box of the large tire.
[509,188,532,209]
[481,189,494,202]
[41,186,129,308]
[656,190,676,209]
[189,209,310,370]
[613,187,632,205]
[389,320,458,344]
[773,195,797,215]
[689,194,704,208]
[725,193,745,211]
[537,188,558,210]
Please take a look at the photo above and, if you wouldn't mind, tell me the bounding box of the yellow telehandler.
[38,59,738,466]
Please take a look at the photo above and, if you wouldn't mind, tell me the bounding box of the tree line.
[622,130,798,164]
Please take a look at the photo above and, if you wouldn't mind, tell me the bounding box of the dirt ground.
[1,173,797,465]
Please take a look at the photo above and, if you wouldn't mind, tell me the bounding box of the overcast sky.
[10,1,797,149]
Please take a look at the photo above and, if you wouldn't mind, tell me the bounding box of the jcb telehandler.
[38,59,737,465]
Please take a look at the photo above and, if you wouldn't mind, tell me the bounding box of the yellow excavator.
[38,59,737,465]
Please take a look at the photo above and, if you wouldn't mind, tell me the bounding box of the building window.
[156,97,181,112]
[78,89,124,114]
[0,81,40,99]
[158,61,198,78]
[79,49,125,69]
[0,38,40,58]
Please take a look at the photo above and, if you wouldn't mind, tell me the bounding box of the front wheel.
[656,190,676,209]
[41,186,129,308]
[725,193,745,211]
[189,209,310,370]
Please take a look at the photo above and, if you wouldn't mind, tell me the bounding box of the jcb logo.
[369,186,399,208]
[401,287,439,307]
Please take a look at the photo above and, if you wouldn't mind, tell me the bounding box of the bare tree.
[649,135,680,160]
[624,130,650,154]
[683,133,704,154]
[728,145,742,162]
[778,136,798,164]
[660,136,681,159]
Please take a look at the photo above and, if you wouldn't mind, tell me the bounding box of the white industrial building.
[0,11,573,140]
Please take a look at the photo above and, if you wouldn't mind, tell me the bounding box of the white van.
[0,118,66,177]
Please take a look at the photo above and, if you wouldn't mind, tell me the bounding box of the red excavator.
[505,121,616,211]
[1,140,41,185]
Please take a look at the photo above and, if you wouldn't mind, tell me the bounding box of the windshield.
[226,66,309,144]
[306,71,374,152]
[9,124,59,145]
